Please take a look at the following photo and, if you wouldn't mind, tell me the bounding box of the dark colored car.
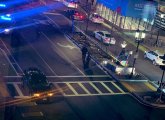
[65,10,86,21]
[22,68,54,101]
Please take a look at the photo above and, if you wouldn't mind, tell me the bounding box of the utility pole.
[157,54,165,103]
[85,3,92,33]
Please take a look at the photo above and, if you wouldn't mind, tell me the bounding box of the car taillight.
[105,38,110,42]
[80,15,83,19]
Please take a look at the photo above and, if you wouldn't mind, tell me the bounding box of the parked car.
[94,31,116,45]
[65,10,86,21]
[63,0,78,8]
[22,68,54,101]
[144,50,165,65]
[89,13,104,24]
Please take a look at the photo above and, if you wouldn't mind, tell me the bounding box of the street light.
[130,29,146,78]
[118,41,127,58]
[135,29,146,52]
[155,13,164,45]
[121,41,127,49]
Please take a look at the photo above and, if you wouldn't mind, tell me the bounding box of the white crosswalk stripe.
[6,81,128,98]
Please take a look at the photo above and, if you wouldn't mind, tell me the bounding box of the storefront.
[96,0,158,31]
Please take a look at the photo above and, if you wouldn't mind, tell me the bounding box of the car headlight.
[48,93,53,96]
[4,28,10,33]
[33,93,40,97]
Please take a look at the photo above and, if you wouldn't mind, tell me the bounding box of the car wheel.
[144,54,147,59]
[152,60,157,65]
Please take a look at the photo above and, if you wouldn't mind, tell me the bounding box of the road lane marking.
[66,83,78,95]
[0,39,23,75]
[144,82,157,91]
[78,82,91,94]
[57,42,77,49]
[43,12,61,15]
[53,83,65,95]
[4,75,110,78]
[111,82,125,93]
[100,82,114,93]
[62,92,128,96]
[0,48,19,75]
[121,82,135,92]
[14,92,128,98]
[21,34,58,76]
[13,83,24,96]
[14,96,31,99]
[89,82,102,94]
[17,102,37,107]
[22,112,43,117]
[42,32,85,76]
[7,81,127,97]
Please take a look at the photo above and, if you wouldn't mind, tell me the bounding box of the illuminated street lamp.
[121,41,127,49]
[130,30,146,78]
[135,29,146,52]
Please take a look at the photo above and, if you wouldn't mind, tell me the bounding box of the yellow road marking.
[66,83,78,95]
[111,82,125,93]
[121,82,135,92]
[78,83,91,94]
[89,82,102,94]
[144,82,157,91]
[100,82,114,93]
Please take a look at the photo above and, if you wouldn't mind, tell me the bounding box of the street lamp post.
[130,29,146,78]
[157,55,165,103]
[155,14,164,46]
[120,41,127,56]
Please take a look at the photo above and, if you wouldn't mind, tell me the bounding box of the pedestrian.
[81,45,88,65]
[84,52,91,69]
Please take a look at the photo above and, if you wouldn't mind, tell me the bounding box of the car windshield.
[105,34,111,37]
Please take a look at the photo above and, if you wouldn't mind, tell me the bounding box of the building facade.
[95,0,158,31]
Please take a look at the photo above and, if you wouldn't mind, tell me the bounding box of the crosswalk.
[7,81,128,98]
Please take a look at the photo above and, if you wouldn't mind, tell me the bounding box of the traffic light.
[160,54,165,64]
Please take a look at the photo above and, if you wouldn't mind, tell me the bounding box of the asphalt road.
[0,1,165,120]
